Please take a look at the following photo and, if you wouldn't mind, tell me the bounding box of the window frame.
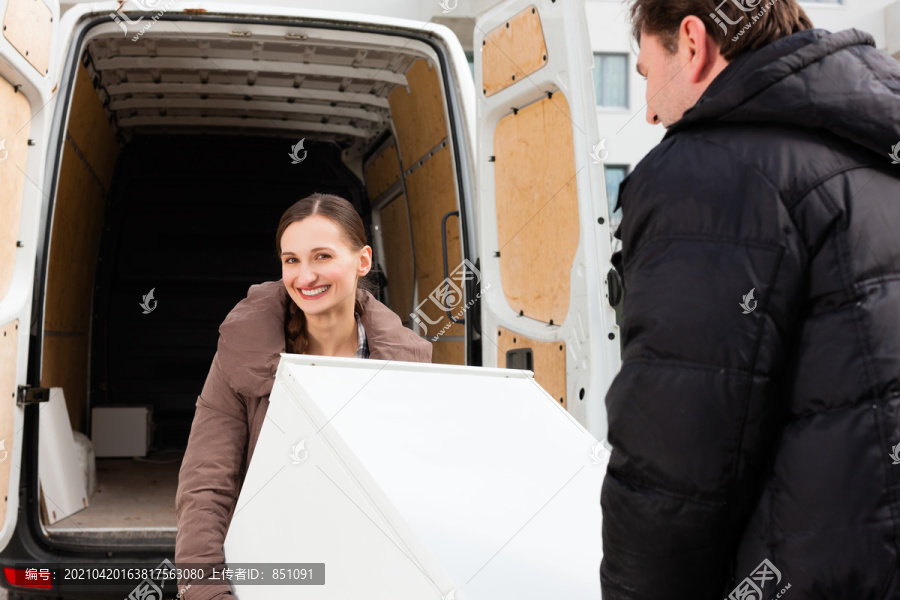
[592,52,630,110]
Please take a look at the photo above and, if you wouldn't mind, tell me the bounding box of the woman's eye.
[316,253,331,260]
[284,258,296,264]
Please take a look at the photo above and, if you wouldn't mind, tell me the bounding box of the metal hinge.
[17,386,50,405]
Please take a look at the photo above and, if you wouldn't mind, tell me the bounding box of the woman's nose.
[293,263,318,286]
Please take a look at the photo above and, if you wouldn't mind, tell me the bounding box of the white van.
[0,0,621,596]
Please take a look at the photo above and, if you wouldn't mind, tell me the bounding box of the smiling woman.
[174,193,432,599]
[275,193,379,358]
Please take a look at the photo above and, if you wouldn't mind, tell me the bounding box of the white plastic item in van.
[38,388,89,524]
[72,431,98,497]
[223,354,607,600]
[91,406,153,457]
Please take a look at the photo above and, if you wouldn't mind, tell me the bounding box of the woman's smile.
[298,284,331,299]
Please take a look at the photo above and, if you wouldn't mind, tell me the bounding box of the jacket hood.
[215,280,432,398]
[668,28,900,159]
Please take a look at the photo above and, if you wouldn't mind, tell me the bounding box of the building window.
[592,53,628,108]
[604,165,628,223]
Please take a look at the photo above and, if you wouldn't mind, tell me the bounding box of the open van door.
[474,0,620,440]
[0,0,60,552]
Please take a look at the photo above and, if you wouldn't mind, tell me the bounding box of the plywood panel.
[365,142,400,201]
[41,60,119,433]
[0,75,31,302]
[42,136,107,434]
[431,340,464,366]
[43,141,105,334]
[0,320,19,532]
[404,146,464,358]
[40,335,89,434]
[41,148,100,432]
[389,59,448,171]
[494,93,578,324]
[496,326,566,408]
[378,194,414,324]
[482,5,548,97]
[68,62,120,186]
[2,0,53,76]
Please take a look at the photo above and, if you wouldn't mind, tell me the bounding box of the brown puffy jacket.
[175,280,432,600]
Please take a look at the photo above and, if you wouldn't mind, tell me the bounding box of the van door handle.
[440,210,464,324]
[506,348,533,371]
[607,267,623,307]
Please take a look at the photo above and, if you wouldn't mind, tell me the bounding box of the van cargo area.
[38,19,468,549]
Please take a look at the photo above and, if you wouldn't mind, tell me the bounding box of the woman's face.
[280,215,372,317]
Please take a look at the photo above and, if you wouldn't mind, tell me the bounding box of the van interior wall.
[40,61,121,434]
[44,46,465,454]
[364,58,465,366]
[46,68,370,451]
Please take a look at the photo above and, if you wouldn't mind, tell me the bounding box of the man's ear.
[679,15,720,84]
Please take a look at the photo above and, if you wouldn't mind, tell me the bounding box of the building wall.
[584,0,896,231]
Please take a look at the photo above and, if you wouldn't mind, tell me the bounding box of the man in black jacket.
[600,0,900,598]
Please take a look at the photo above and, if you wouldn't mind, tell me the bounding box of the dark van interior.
[35,22,467,549]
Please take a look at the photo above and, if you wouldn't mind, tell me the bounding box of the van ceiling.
[82,30,422,149]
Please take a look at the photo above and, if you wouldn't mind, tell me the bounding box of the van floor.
[44,455,181,541]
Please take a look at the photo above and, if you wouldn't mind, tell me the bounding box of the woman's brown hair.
[275,193,377,354]
[628,0,813,61]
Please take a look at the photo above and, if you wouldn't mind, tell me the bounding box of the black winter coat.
[600,28,900,600]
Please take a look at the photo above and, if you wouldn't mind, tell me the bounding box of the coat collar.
[215,279,432,398]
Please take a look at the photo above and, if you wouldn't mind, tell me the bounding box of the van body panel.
[0,0,61,556]
[2,0,480,566]
[0,0,618,590]
[474,0,621,441]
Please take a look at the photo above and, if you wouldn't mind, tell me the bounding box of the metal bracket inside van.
[16,385,50,406]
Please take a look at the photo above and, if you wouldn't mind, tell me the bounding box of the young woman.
[174,193,432,599]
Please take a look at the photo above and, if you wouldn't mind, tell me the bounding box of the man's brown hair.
[629,0,813,61]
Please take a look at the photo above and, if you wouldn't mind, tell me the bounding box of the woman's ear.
[358,245,373,276]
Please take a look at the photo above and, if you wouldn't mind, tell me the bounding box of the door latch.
[17,386,50,405]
